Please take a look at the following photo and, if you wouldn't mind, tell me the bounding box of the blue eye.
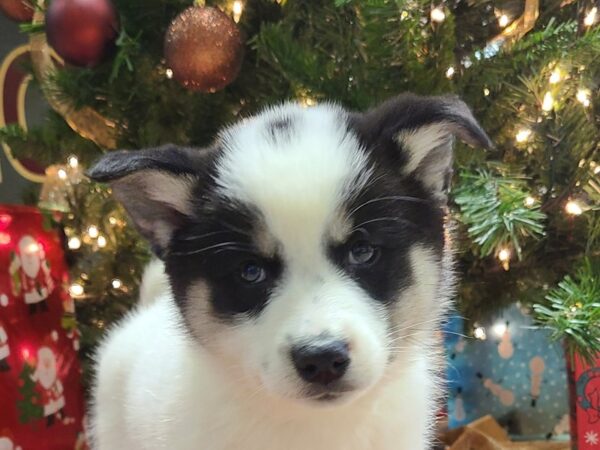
[348,241,377,265]
[240,261,267,284]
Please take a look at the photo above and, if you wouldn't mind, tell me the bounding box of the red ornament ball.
[164,6,244,93]
[45,0,119,67]
[0,0,34,22]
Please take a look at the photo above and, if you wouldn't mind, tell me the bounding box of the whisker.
[347,195,430,217]
[170,241,253,256]
[176,229,245,241]
[353,217,418,230]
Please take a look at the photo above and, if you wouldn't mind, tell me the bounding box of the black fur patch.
[266,117,294,143]
[166,199,283,319]
[328,158,445,304]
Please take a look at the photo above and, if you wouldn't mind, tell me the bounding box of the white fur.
[92,102,454,450]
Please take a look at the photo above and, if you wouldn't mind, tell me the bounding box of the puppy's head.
[89,94,491,406]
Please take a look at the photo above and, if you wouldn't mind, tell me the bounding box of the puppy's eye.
[348,241,378,266]
[239,261,267,284]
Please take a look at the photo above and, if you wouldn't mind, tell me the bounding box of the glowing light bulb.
[474,327,487,340]
[498,14,509,27]
[525,196,535,206]
[69,283,84,297]
[445,66,455,79]
[542,92,554,111]
[565,200,583,216]
[594,166,600,174]
[0,232,11,246]
[232,1,243,23]
[400,10,409,20]
[68,155,79,168]
[57,169,67,180]
[584,7,597,27]
[68,236,81,250]
[108,216,117,225]
[165,68,173,79]
[516,128,532,143]
[576,89,591,107]
[549,69,561,84]
[111,278,123,289]
[87,225,99,238]
[430,6,445,23]
[483,88,490,96]
[498,248,511,262]
[493,322,507,337]
[97,235,107,248]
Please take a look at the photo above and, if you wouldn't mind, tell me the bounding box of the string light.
[525,196,535,206]
[492,322,507,337]
[232,1,243,23]
[57,168,67,180]
[87,225,99,238]
[69,283,84,297]
[498,247,511,262]
[97,235,107,248]
[165,68,173,79]
[483,88,490,96]
[595,166,600,175]
[497,247,511,270]
[565,200,583,216]
[542,91,554,111]
[584,7,597,27]
[68,236,82,250]
[430,6,445,23]
[498,14,509,27]
[445,66,455,79]
[549,69,561,84]
[515,128,532,143]
[400,10,409,20]
[111,278,123,289]
[576,89,591,107]
[67,155,79,168]
[300,96,316,107]
[474,326,487,340]
[25,242,40,254]
[108,216,117,225]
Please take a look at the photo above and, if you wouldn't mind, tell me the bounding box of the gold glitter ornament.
[164,6,244,93]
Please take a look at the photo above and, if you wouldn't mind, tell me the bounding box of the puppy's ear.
[352,94,492,202]
[88,145,209,256]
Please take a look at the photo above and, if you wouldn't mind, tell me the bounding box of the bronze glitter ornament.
[164,6,244,93]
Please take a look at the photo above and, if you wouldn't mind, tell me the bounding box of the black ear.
[88,144,210,256]
[352,94,492,201]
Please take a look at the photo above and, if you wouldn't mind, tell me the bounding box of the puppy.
[88,94,491,450]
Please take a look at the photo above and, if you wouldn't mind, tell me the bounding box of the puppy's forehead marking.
[216,103,371,261]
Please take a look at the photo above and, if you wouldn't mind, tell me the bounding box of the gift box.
[444,305,570,439]
[439,415,571,449]
[567,352,600,450]
[0,205,87,450]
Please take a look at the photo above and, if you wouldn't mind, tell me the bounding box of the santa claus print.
[0,322,9,372]
[9,235,55,314]
[31,344,66,426]
[61,296,81,351]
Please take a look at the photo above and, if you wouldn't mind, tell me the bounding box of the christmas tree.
[17,362,43,423]
[1,0,598,384]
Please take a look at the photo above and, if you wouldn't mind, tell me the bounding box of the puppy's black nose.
[291,341,350,385]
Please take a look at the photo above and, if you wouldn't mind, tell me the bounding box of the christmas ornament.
[0,0,33,22]
[45,0,119,67]
[164,6,244,92]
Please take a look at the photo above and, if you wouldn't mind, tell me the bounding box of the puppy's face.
[89,94,490,405]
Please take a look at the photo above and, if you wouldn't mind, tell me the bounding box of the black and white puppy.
[88,94,491,450]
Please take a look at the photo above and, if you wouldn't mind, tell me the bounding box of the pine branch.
[453,167,546,259]
[533,258,600,365]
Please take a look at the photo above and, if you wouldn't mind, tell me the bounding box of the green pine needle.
[533,259,600,365]
[453,168,546,259]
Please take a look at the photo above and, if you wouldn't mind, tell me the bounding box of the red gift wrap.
[0,205,87,450]
[568,352,600,450]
